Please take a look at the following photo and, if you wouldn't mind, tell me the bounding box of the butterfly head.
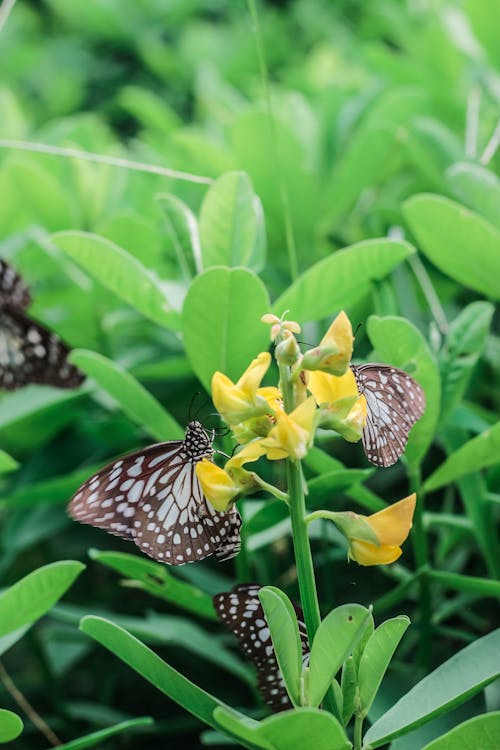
[185,420,214,460]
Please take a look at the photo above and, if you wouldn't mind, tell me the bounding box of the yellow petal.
[367,494,416,546]
[349,540,403,566]
[319,311,354,374]
[260,396,317,461]
[195,459,238,512]
[237,352,271,394]
[226,440,267,470]
[308,367,359,405]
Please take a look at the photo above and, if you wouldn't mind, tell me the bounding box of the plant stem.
[354,714,363,750]
[278,360,340,718]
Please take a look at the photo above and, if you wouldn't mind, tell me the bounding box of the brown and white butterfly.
[0,259,84,390]
[351,364,425,467]
[213,584,309,712]
[68,420,242,565]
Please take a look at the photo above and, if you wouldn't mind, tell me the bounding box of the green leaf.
[321,127,396,231]
[308,604,370,708]
[357,616,410,717]
[182,267,270,391]
[257,708,351,750]
[2,464,103,509]
[89,549,216,620]
[403,194,500,300]
[0,450,18,476]
[79,617,252,742]
[212,707,273,750]
[53,718,154,750]
[367,315,440,467]
[341,657,357,726]
[429,570,500,599]
[0,626,30,657]
[69,349,183,441]
[52,230,181,329]
[0,709,23,743]
[425,421,500,492]
[157,193,202,279]
[363,628,500,747]
[273,239,414,323]
[421,712,500,750]
[439,302,494,423]
[199,171,266,272]
[0,561,85,638]
[447,162,500,231]
[258,587,304,707]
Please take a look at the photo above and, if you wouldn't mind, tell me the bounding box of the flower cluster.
[196,311,416,566]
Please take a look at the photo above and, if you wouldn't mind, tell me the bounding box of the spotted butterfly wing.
[0,259,31,309]
[213,584,309,712]
[352,364,425,467]
[68,420,241,565]
[0,259,84,390]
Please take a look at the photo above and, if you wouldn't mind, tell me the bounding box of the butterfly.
[213,584,309,712]
[351,364,426,468]
[68,420,242,565]
[0,259,85,390]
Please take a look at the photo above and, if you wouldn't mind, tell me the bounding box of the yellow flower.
[302,311,353,376]
[259,396,317,461]
[308,368,367,442]
[196,459,240,511]
[212,352,273,425]
[195,441,266,511]
[348,494,416,566]
[230,386,282,444]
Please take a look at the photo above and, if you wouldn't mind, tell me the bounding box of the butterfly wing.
[213,584,309,713]
[352,364,426,467]
[0,259,31,310]
[0,305,85,390]
[69,438,241,565]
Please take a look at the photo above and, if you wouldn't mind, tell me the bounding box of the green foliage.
[182,267,270,389]
[0,710,23,744]
[1,0,499,747]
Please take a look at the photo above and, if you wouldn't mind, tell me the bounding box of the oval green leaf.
[0,561,85,638]
[421,712,500,750]
[364,628,500,747]
[0,709,23,744]
[403,194,500,300]
[52,230,181,329]
[257,708,351,750]
[424,421,500,492]
[308,604,370,708]
[182,267,270,391]
[157,193,202,278]
[273,239,414,323]
[69,349,183,441]
[367,315,440,467]
[199,171,266,271]
[447,162,500,231]
[259,586,304,707]
[357,616,410,717]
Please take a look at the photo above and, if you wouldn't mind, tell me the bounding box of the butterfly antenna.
[354,322,363,337]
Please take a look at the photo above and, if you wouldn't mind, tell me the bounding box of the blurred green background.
[0,0,499,748]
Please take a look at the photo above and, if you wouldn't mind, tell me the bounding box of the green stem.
[354,714,364,750]
[278,360,340,718]
[409,465,432,668]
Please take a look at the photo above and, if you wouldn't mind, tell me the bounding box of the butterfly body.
[0,259,84,390]
[69,421,241,565]
[351,363,425,467]
[214,584,309,712]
